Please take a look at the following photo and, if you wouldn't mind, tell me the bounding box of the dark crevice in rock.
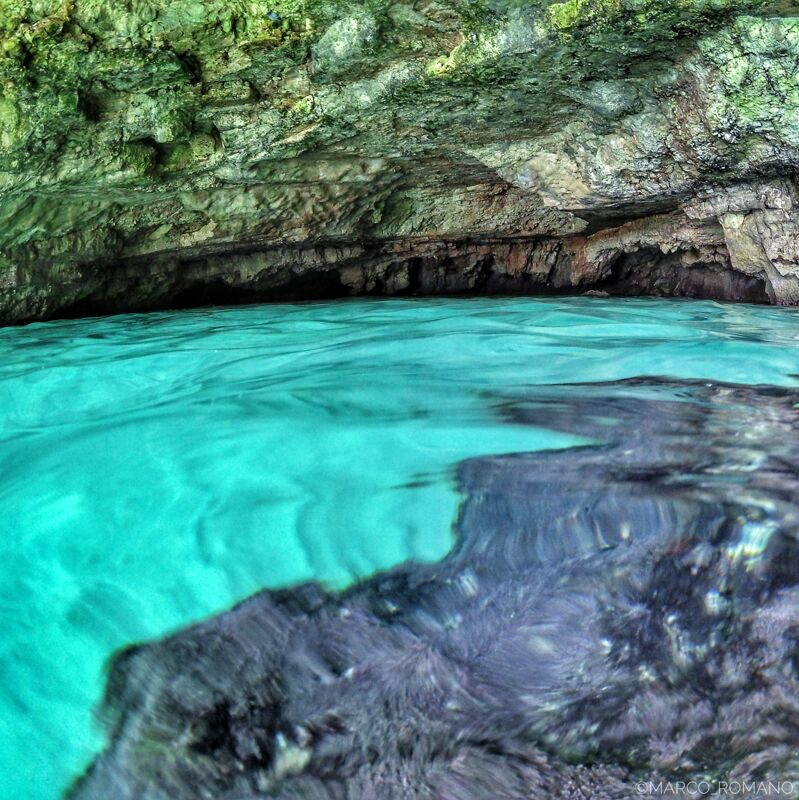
[595,247,771,303]
[574,200,683,236]
[169,279,282,309]
[258,268,349,302]
[131,137,171,168]
[190,701,238,757]
[174,51,204,84]
[77,91,102,123]
[57,294,133,321]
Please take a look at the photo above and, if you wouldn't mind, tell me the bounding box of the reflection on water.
[0,298,798,798]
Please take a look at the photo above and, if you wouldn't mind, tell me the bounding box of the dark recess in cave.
[34,244,777,327]
[596,247,770,303]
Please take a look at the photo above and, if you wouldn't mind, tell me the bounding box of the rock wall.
[2,1,799,322]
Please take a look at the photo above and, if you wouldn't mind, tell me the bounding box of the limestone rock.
[2,1,799,321]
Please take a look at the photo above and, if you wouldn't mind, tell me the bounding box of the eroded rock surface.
[72,380,799,799]
[2,1,799,321]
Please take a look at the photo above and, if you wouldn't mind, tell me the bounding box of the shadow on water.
[72,379,799,800]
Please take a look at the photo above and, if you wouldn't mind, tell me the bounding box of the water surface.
[1,297,798,799]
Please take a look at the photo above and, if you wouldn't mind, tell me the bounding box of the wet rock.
[3,3,799,321]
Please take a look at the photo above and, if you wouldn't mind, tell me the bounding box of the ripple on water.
[0,297,798,800]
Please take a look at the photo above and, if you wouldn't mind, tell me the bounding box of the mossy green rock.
[1,0,799,320]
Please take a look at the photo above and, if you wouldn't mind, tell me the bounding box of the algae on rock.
[1,0,798,321]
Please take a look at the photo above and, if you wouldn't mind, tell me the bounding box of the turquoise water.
[1,296,799,799]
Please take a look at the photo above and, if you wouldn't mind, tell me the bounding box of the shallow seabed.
[1,297,799,799]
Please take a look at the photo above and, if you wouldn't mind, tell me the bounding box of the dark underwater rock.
[71,380,799,799]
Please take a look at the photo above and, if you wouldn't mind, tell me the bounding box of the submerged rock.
[2,2,799,321]
[72,380,799,799]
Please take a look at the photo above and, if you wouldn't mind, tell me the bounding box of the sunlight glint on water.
[1,297,799,799]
